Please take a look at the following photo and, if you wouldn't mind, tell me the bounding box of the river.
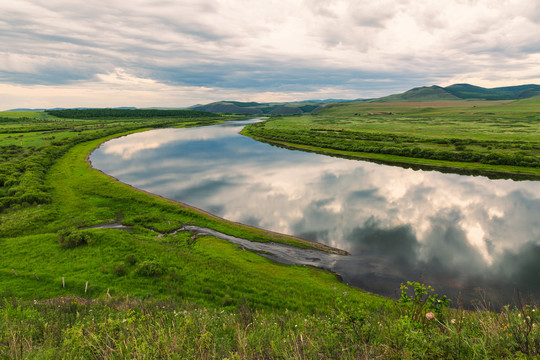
[90,119,540,305]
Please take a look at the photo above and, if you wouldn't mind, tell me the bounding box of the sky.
[1,0,540,110]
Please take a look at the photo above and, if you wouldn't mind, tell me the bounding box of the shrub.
[136,260,164,277]
[58,228,93,249]
[124,254,137,265]
[399,281,450,325]
[112,263,127,276]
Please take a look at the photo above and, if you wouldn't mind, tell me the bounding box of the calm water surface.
[90,119,540,304]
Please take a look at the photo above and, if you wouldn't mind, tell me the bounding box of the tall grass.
[0,292,538,359]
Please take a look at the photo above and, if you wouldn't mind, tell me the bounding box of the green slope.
[374,85,461,102]
[374,83,540,102]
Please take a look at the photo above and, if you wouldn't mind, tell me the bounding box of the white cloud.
[0,0,539,108]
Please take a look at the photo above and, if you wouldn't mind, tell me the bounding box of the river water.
[90,119,540,305]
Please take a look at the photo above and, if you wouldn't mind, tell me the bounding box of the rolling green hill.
[374,85,460,102]
[374,83,540,102]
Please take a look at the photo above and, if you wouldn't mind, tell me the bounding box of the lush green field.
[1,110,538,358]
[242,99,540,177]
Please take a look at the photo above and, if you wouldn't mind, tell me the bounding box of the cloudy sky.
[1,0,539,109]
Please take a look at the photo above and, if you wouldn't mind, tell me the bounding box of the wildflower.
[426,312,435,320]
[451,319,456,324]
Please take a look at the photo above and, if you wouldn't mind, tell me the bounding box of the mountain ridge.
[373,83,540,102]
[9,84,538,113]
[191,83,540,114]
[190,99,366,115]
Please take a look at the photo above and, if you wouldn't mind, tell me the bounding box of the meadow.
[0,110,538,358]
[242,99,540,177]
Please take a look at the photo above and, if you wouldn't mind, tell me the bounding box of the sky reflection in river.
[91,120,540,303]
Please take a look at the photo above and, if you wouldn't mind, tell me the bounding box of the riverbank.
[88,137,348,255]
[242,131,540,180]
[241,99,540,178]
[1,119,363,308]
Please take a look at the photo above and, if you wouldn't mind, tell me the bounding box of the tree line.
[46,109,217,119]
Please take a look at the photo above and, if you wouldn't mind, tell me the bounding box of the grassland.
[1,110,539,358]
[242,99,540,178]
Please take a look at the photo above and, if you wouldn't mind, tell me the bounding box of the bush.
[124,254,137,265]
[399,281,450,325]
[112,263,127,276]
[57,228,93,249]
[136,260,164,277]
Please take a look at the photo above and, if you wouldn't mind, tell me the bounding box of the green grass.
[0,111,362,308]
[242,99,540,177]
[0,286,538,358]
[1,110,539,359]
[0,111,52,120]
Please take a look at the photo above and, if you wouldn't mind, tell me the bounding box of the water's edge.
[82,222,343,272]
[85,128,349,257]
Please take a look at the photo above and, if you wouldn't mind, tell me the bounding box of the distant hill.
[374,84,540,102]
[191,99,366,115]
[374,85,460,102]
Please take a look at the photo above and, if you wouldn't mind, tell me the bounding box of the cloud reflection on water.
[92,123,540,303]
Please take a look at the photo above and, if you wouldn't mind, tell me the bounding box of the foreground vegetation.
[242,99,540,177]
[1,110,538,358]
[1,284,538,359]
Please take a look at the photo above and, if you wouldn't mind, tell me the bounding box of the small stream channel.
[84,222,342,272]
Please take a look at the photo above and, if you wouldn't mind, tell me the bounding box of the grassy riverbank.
[242,99,540,177]
[1,111,539,358]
